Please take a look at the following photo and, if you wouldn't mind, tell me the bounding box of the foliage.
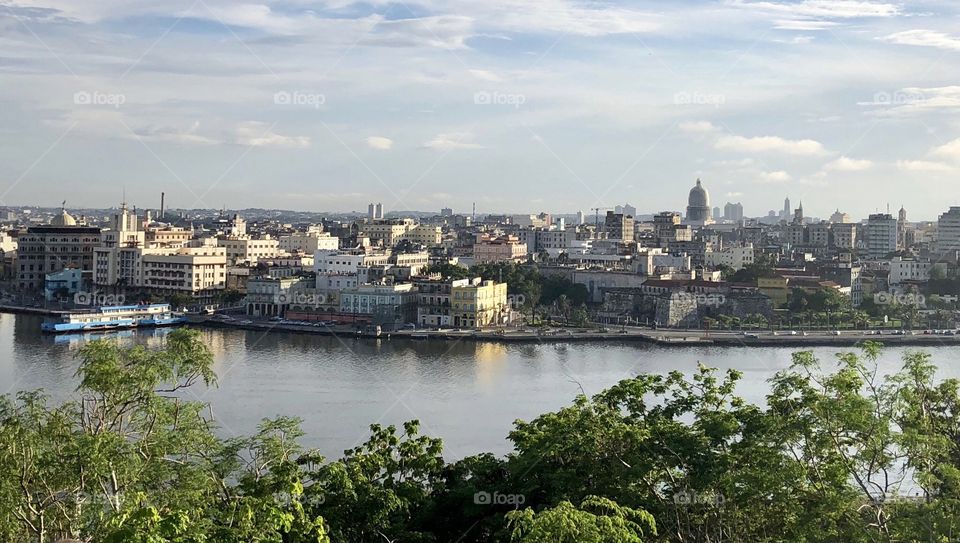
[8,334,960,542]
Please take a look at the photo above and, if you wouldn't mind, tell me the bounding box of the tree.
[506,496,655,543]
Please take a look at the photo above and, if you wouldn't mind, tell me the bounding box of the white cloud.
[366,136,394,150]
[931,138,960,162]
[468,69,502,82]
[727,0,900,19]
[234,122,309,148]
[825,156,873,171]
[715,134,827,156]
[883,30,960,52]
[773,19,838,30]
[421,133,483,151]
[896,160,955,173]
[679,120,720,134]
[758,170,792,183]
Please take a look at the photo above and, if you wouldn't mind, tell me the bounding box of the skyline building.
[685,178,713,226]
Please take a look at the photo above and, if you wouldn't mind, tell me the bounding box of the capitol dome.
[685,178,713,225]
[50,208,77,226]
[688,178,710,208]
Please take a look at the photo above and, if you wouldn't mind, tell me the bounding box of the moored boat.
[41,304,186,333]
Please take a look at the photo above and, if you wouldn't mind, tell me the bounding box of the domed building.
[685,178,713,226]
[50,207,78,226]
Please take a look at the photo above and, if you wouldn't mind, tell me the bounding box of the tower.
[685,178,713,226]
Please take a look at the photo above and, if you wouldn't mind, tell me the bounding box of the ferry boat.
[41,304,186,333]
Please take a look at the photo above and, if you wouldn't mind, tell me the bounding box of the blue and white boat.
[41,304,186,333]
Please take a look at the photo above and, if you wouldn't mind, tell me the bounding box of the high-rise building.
[685,179,713,226]
[441,207,453,217]
[367,203,384,220]
[783,197,791,220]
[829,209,851,224]
[935,206,960,257]
[865,213,898,259]
[576,210,585,225]
[723,202,744,221]
[604,211,635,242]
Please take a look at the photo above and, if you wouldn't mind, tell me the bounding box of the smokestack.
[160,192,165,221]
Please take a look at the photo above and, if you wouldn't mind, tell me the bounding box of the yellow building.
[452,277,508,328]
[758,276,789,309]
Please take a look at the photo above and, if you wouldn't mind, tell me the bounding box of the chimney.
[160,192,165,220]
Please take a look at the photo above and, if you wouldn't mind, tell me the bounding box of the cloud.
[468,69,502,82]
[758,170,792,183]
[421,133,483,151]
[931,138,960,162]
[715,134,827,156]
[896,160,955,173]
[679,120,720,134]
[131,122,220,146]
[883,30,960,52]
[825,156,873,171]
[773,19,839,30]
[727,0,900,19]
[365,136,394,150]
[234,122,309,148]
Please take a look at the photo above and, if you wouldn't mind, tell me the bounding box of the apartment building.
[474,234,527,264]
[217,236,280,264]
[451,277,508,328]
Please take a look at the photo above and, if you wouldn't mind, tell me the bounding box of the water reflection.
[5,313,960,460]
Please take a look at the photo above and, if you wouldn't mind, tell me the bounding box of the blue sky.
[1,0,959,219]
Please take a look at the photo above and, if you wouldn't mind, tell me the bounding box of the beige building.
[218,236,280,264]
[140,247,227,297]
[364,219,416,248]
[17,208,101,290]
[474,234,528,264]
[279,231,339,254]
[451,277,509,328]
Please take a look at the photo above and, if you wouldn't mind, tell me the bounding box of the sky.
[1,0,959,220]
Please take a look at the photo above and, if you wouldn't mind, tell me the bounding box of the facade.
[245,275,312,317]
[217,236,279,264]
[339,283,417,330]
[139,247,227,298]
[474,234,528,264]
[364,219,415,248]
[704,244,755,271]
[604,211,635,242]
[451,277,508,328]
[278,231,339,254]
[935,206,960,257]
[44,268,83,301]
[865,213,898,259]
[17,209,101,290]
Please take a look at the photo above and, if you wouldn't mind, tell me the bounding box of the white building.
[704,244,755,271]
[865,214,898,259]
[888,257,933,286]
[279,231,339,254]
[217,236,279,264]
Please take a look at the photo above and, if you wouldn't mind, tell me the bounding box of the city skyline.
[2,1,960,217]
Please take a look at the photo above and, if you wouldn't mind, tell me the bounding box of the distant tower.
[898,205,908,249]
[576,210,585,225]
[793,201,804,225]
[783,197,791,220]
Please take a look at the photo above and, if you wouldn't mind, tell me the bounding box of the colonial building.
[17,208,101,290]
